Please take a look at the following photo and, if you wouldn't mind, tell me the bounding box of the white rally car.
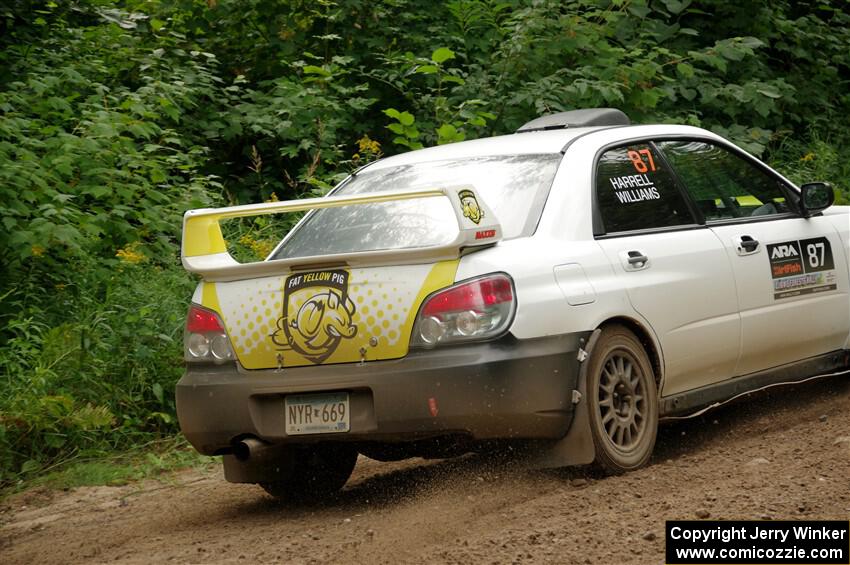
[176,108,850,500]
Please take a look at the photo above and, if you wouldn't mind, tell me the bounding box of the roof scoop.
[516,108,630,133]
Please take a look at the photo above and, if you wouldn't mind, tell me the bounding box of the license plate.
[285,392,350,436]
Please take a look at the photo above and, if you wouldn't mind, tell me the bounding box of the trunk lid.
[184,186,500,369]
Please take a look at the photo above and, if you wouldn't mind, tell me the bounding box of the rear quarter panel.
[456,238,657,347]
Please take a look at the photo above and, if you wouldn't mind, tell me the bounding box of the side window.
[656,141,796,221]
[596,143,694,233]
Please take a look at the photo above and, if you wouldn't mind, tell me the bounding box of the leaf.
[150,169,167,183]
[676,63,694,78]
[431,47,455,64]
[45,433,66,448]
[627,4,651,17]
[661,0,690,15]
[437,123,465,144]
[150,411,173,424]
[414,65,438,74]
[757,87,782,99]
[21,460,41,474]
[152,382,164,404]
[383,108,401,120]
[737,37,765,49]
[680,87,697,101]
[52,224,81,246]
[442,75,466,85]
[302,65,331,77]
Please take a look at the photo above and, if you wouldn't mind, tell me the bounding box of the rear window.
[595,143,694,234]
[271,154,561,260]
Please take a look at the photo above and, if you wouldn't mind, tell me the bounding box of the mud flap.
[528,328,601,469]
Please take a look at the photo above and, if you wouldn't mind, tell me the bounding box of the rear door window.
[595,143,695,234]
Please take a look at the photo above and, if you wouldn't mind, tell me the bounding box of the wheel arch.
[596,316,663,392]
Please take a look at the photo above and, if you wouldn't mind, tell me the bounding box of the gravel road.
[3,373,850,564]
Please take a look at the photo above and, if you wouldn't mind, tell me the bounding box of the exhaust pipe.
[232,437,269,462]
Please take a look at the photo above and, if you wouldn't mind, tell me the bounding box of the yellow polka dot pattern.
[209,264,451,369]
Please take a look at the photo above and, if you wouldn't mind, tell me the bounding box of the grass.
[768,133,850,205]
[2,437,216,498]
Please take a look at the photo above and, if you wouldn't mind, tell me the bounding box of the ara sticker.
[458,189,484,224]
[767,237,836,300]
[271,269,358,363]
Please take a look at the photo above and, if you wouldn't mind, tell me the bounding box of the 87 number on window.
[628,148,656,173]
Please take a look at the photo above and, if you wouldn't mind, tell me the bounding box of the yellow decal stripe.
[200,281,223,314]
[184,215,227,257]
[401,259,460,331]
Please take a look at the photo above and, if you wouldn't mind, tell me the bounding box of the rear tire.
[259,443,358,501]
[586,325,658,474]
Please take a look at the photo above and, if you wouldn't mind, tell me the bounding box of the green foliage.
[769,135,850,205]
[0,254,194,486]
[2,0,849,488]
[0,8,218,266]
[384,108,423,150]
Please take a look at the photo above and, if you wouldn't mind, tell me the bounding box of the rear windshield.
[271,154,561,260]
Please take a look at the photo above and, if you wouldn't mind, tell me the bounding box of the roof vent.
[516,108,630,133]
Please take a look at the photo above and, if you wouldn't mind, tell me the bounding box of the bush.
[0,249,194,482]
[0,252,194,485]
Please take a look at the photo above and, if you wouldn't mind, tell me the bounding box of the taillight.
[184,304,234,363]
[412,273,516,348]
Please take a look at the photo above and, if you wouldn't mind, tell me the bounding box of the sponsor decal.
[271,269,358,363]
[458,189,484,224]
[475,229,496,240]
[767,237,836,300]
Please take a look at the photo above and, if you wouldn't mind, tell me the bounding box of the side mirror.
[800,182,834,218]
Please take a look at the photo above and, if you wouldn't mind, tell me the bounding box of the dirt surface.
[3,373,850,565]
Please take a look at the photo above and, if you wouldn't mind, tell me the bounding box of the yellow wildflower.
[251,239,275,258]
[264,192,279,203]
[356,135,382,159]
[116,242,146,264]
[239,234,275,259]
[31,245,46,257]
[800,152,815,162]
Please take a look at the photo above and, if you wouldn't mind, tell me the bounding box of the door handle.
[736,235,759,255]
[626,250,649,269]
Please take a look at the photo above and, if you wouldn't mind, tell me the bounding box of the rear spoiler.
[181,185,502,281]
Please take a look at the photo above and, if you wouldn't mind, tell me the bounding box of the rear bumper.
[176,333,587,455]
